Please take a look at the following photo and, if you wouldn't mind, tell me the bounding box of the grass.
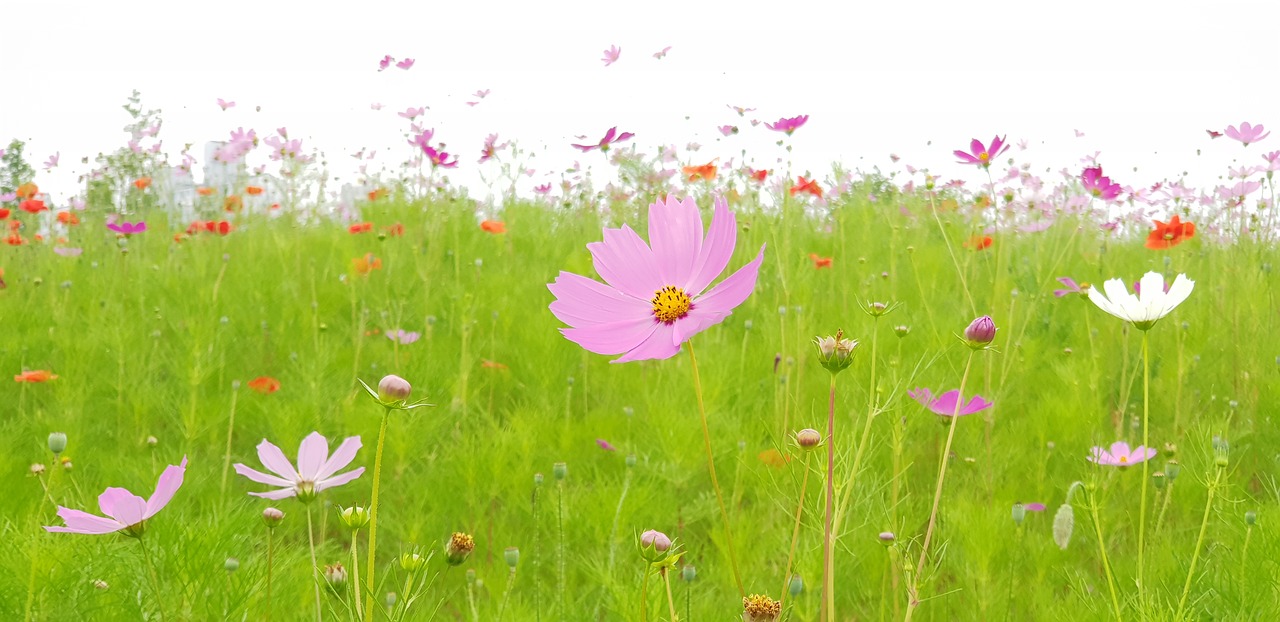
[3,184,1279,621]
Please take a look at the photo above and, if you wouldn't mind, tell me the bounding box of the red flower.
[682,161,718,182]
[14,370,58,383]
[1145,215,1195,250]
[196,186,215,196]
[348,222,373,234]
[6,233,25,246]
[133,177,152,190]
[809,253,832,268]
[56,211,80,225]
[748,168,768,183]
[352,253,382,274]
[385,223,404,236]
[20,199,47,214]
[480,220,506,234]
[245,185,264,196]
[248,376,281,394]
[790,176,823,198]
[965,235,994,250]
[0,208,10,219]
[15,183,38,200]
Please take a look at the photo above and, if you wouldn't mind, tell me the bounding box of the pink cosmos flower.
[727,105,756,117]
[386,329,421,345]
[1024,503,1046,512]
[1081,166,1121,200]
[399,107,425,120]
[765,115,809,135]
[1053,277,1085,297]
[653,46,671,59]
[1224,122,1270,146]
[908,388,993,417]
[954,136,1010,168]
[423,145,458,169]
[1261,151,1280,171]
[371,102,385,110]
[572,127,634,152]
[601,45,621,66]
[1087,441,1156,466]
[217,98,235,111]
[534,183,552,195]
[44,152,60,170]
[548,195,766,363]
[107,221,147,235]
[378,55,394,71]
[45,458,187,536]
[478,134,508,163]
[717,125,737,137]
[473,89,490,99]
[596,438,616,451]
[396,58,415,70]
[233,432,365,500]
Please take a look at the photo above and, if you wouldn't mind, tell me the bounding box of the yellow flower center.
[1119,456,1128,464]
[1164,232,1174,240]
[978,151,990,162]
[651,286,691,324]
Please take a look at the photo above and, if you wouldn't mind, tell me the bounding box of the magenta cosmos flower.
[1088,441,1156,466]
[954,136,1010,168]
[765,115,809,135]
[45,458,188,536]
[1224,122,1270,146]
[234,432,364,501]
[548,195,765,363]
[908,388,993,416]
[572,127,634,152]
[1081,166,1121,200]
[107,221,147,235]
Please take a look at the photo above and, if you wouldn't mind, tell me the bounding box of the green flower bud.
[338,506,371,531]
[48,432,67,455]
[1246,511,1257,526]
[400,552,427,573]
[224,558,240,573]
[553,462,567,481]
[504,547,520,569]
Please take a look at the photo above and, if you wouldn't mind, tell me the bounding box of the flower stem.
[364,408,391,618]
[266,528,274,622]
[1086,488,1124,622]
[904,350,975,621]
[1138,330,1150,613]
[557,478,566,621]
[306,506,322,622]
[351,531,364,621]
[497,568,517,622]
[1175,465,1225,619]
[533,479,543,622]
[639,569,650,622]
[686,339,745,596]
[662,569,679,622]
[139,538,168,622]
[1239,524,1253,604]
[1155,481,1175,534]
[597,465,633,619]
[780,452,811,611]
[822,374,836,622]
[220,386,239,500]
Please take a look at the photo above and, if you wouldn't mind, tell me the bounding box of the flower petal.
[959,395,993,415]
[648,195,704,287]
[250,488,299,500]
[1109,441,1131,460]
[613,322,682,363]
[45,507,123,535]
[234,463,295,488]
[316,466,365,493]
[548,272,649,328]
[1137,272,1166,320]
[561,316,661,356]
[1161,274,1195,317]
[929,390,960,416]
[100,488,148,526]
[587,225,664,299]
[685,196,737,296]
[314,436,362,483]
[1101,278,1136,321]
[689,245,765,317]
[144,457,187,519]
[297,432,330,481]
[256,439,301,482]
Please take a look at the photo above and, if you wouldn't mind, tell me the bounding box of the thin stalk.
[1086,489,1124,622]
[1240,524,1253,604]
[266,528,274,622]
[557,478,566,621]
[904,351,975,621]
[351,531,364,621]
[497,568,517,622]
[138,538,168,622]
[822,374,836,622]
[1138,330,1150,611]
[220,385,240,499]
[1174,465,1226,620]
[597,465,634,619]
[662,569,679,622]
[640,569,650,622]
[533,479,543,622]
[780,452,811,611]
[686,339,745,596]
[307,506,322,622]
[364,409,391,617]
[1155,481,1176,534]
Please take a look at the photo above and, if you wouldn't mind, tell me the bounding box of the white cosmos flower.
[1087,271,1194,330]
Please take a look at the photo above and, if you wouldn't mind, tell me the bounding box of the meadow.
[3,115,1280,622]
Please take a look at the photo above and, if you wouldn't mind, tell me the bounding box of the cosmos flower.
[1087,441,1156,466]
[1081,166,1121,200]
[1145,215,1195,250]
[1087,271,1194,330]
[596,439,616,451]
[908,388,993,417]
[44,152,60,170]
[1053,277,1086,298]
[1224,122,1270,146]
[386,329,420,345]
[107,221,147,235]
[954,136,1010,168]
[396,58,415,70]
[217,98,235,111]
[547,195,765,363]
[572,127,634,152]
[423,145,458,169]
[764,115,808,135]
[45,458,188,536]
[233,432,365,501]
[398,107,425,120]
[601,45,621,66]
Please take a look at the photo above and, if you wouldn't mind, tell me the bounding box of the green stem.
[663,569,679,622]
[780,452,810,611]
[1086,488,1124,622]
[220,386,239,500]
[352,531,364,621]
[557,479,566,621]
[1175,466,1225,619]
[639,569,650,622]
[1239,525,1252,604]
[139,538,168,622]
[687,339,745,596]
[822,374,836,622]
[307,506,322,622]
[497,569,517,622]
[1138,330,1150,614]
[266,528,274,622]
[364,409,391,618]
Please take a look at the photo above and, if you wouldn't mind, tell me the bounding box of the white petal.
[1160,274,1195,318]
[1102,278,1137,322]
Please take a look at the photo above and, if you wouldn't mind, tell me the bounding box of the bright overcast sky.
[2,0,1277,204]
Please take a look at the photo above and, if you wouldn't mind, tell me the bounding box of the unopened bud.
[553,462,567,480]
[92,579,109,591]
[788,574,804,596]
[262,507,285,527]
[815,330,858,374]
[893,325,910,338]
[378,374,412,402]
[1012,503,1026,525]
[878,531,896,546]
[504,547,520,569]
[963,315,997,348]
[1246,511,1257,526]
[225,558,239,572]
[681,565,697,582]
[1052,504,1075,550]
[400,552,427,573]
[48,432,67,455]
[795,428,822,451]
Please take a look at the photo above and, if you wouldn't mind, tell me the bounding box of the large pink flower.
[1088,441,1156,466]
[954,136,1010,168]
[908,388,992,417]
[45,458,188,536]
[234,432,364,500]
[548,195,765,363]
[1224,121,1270,146]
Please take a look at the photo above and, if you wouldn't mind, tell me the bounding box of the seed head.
[742,594,782,621]
[339,506,371,531]
[504,547,520,569]
[445,532,475,566]
[323,563,348,591]
[48,432,68,455]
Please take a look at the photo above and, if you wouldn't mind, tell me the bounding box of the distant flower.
[15,370,58,383]
[1053,277,1086,298]
[234,432,365,501]
[20,199,47,214]
[596,439,616,451]
[54,247,83,257]
[396,58,415,70]
[197,186,215,196]
[1145,215,1195,250]
[1224,122,1270,146]
[1024,503,1047,512]
[386,329,420,345]
[107,221,147,235]
[964,235,993,250]
[652,46,671,59]
[398,107,425,120]
[423,145,458,169]
[43,152,60,170]
[473,89,490,99]
[245,185,264,196]
[572,127,634,152]
[481,220,506,234]
[727,104,756,117]
[1206,129,1223,139]
[370,102,384,110]
[1081,166,1121,200]
[15,182,38,200]
[133,177,151,191]
[478,134,508,163]
[217,98,235,111]
[353,253,383,275]
[348,222,374,234]
[809,253,832,269]
[717,125,737,136]
[248,376,281,394]
[533,184,552,195]
[45,458,187,536]
[748,168,768,183]
[1087,271,1194,330]
[548,195,765,363]
[908,388,993,417]
[56,211,80,225]
[1088,441,1156,466]
[790,176,822,198]
[765,115,809,135]
[683,161,717,182]
[601,45,621,66]
[954,136,1010,168]
[223,196,244,212]
[378,55,394,71]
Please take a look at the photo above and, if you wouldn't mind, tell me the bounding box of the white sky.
[2,0,1278,205]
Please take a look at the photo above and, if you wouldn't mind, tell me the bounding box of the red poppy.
[15,183,38,200]
[790,176,823,198]
[965,235,994,250]
[14,370,58,383]
[748,168,769,183]
[682,161,718,182]
[248,376,281,394]
[20,199,46,214]
[352,253,382,274]
[213,220,232,235]
[223,195,243,212]
[385,223,404,236]
[0,208,9,219]
[348,222,373,234]
[1145,215,1195,250]
[196,186,215,196]
[245,185,264,196]
[480,220,506,234]
[56,211,79,225]
[6,233,24,246]
[133,177,152,190]
[809,253,832,268]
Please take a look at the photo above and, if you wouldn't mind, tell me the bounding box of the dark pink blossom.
[954,136,1010,168]
[572,127,634,153]
[1081,166,1121,200]
[908,388,993,417]
[764,115,808,135]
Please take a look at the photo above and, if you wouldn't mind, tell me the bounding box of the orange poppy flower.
[133,177,152,190]
[1145,215,1195,250]
[245,185,264,196]
[481,359,509,370]
[173,233,187,243]
[480,220,506,234]
[0,208,10,219]
[352,253,382,274]
[212,221,232,235]
[6,233,25,246]
[14,370,58,383]
[196,186,215,196]
[790,176,823,198]
[223,195,243,212]
[385,223,405,236]
[749,168,769,183]
[248,376,281,394]
[683,161,718,182]
[20,199,46,214]
[15,183,38,200]
[368,188,388,201]
[809,253,832,268]
[56,211,80,225]
[965,235,994,250]
[348,222,373,234]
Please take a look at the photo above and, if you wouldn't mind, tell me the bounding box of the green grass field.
[3,183,1278,621]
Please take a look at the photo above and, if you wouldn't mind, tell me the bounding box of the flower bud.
[400,552,427,573]
[1246,511,1257,526]
[742,594,782,622]
[795,429,822,451]
[1011,503,1026,526]
[224,558,240,573]
[893,325,910,338]
[1165,460,1181,482]
[262,507,285,528]
[534,473,544,486]
[445,532,475,566]
[504,547,520,569]
[1052,504,1075,550]
[48,432,68,455]
[878,531,896,546]
[92,579,109,591]
[339,506,371,531]
[553,462,568,481]
[963,315,996,349]
[1152,472,1166,490]
[788,574,803,597]
[681,565,696,582]
[814,330,858,374]
[146,435,158,447]
[378,374,412,402]
[323,563,348,591]
[30,463,45,475]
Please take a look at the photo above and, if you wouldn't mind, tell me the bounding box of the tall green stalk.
[1138,330,1150,613]
[1085,487,1124,622]
[1175,461,1226,619]
[363,409,391,618]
